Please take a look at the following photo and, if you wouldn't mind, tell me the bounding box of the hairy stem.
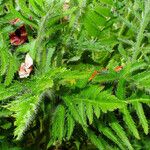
[31,7,52,63]
[132,1,150,62]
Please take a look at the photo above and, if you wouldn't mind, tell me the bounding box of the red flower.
[9,25,28,46]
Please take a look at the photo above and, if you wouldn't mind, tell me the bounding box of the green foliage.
[86,129,105,150]
[95,121,125,150]
[109,116,134,150]
[134,102,148,134]
[65,86,126,114]
[51,105,65,142]
[122,106,140,139]
[6,73,54,140]
[0,0,150,149]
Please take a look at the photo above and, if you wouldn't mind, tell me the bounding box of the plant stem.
[31,7,52,64]
[118,10,131,38]
[132,1,150,62]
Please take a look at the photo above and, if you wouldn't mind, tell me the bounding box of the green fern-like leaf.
[109,115,134,150]
[8,94,41,140]
[63,96,85,126]
[116,71,140,139]
[130,61,147,73]
[4,55,19,86]
[64,86,126,126]
[29,0,45,17]
[74,86,126,113]
[0,83,22,101]
[66,113,75,140]
[5,73,54,140]
[78,100,87,125]
[134,102,148,134]
[95,121,125,150]
[93,104,101,119]
[51,105,65,142]
[0,46,9,75]
[122,106,140,139]
[132,71,150,82]
[116,78,126,100]
[86,129,105,150]
[86,102,93,124]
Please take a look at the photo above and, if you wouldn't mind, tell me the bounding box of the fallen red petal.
[114,66,123,72]
[18,53,33,78]
[89,70,99,81]
[9,25,28,46]
[10,18,20,25]
[18,63,33,78]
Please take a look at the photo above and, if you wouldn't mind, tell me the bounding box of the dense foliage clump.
[0,0,150,149]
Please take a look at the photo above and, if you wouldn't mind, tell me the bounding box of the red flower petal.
[18,63,33,78]
[18,54,33,78]
[89,70,99,81]
[114,66,123,72]
[9,25,28,46]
